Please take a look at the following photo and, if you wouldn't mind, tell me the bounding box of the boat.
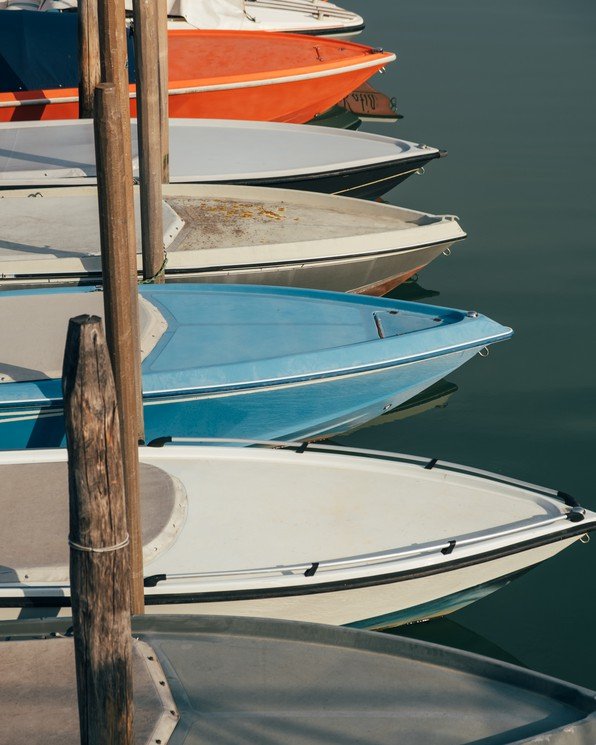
[0,440,593,625]
[2,615,596,744]
[0,10,393,123]
[0,118,444,198]
[0,284,511,448]
[0,184,466,294]
[32,0,366,38]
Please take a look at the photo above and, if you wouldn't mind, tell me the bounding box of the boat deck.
[0,460,186,583]
[166,195,422,252]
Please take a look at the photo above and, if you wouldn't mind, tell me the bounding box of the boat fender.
[566,507,586,523]
[295,441,309,454]
[557,490,581,508]
[304,562,319,577]
[147,436,173,448]
[144,574,167,587]
[424,457,438,470]
[441,540,456,555]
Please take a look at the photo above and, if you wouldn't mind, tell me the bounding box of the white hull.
[4,537,578,626]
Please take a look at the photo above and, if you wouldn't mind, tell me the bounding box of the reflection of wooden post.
[78,0,100,119]
[132,0,166,283]
[158,0,170,184]
[94,83,145,615]
[97,0,145,436]
[63,315,133,745]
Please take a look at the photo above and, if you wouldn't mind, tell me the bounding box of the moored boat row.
[0,2,592,741]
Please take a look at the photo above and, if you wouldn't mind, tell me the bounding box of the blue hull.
[0,348,476,449]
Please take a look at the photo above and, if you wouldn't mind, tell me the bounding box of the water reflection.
[388,616,524,668]
[346,378,457,434]
[308,105,362,130]
[388,277,440,302]
[341,82,401,123]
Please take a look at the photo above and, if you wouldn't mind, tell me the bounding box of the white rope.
[69,533,130,553]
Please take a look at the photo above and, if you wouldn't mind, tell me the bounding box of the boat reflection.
[341,82,401,123]
[308,84,402,129]
[388,616,524,667]
[388,277,441,302]
[308,104,362,130]
[343,378,458,434]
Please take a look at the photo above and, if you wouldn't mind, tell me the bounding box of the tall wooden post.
[94,83,145,615]
[96,0,146,435]
[63,315,133,745]
[132,0,166,283]
[157,0,170,184]
[78,0,101,118]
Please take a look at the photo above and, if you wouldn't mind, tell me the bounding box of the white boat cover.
[12,0,246,27]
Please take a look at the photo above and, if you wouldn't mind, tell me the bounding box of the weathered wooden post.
[94,82,145,614]
[158,0,170,184]
[96,0,146,436]
[78,0,101,118]
[63,315,133,745]
[132,0,166,282]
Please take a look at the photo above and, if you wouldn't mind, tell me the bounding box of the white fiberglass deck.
[0,446,585,587]
[0,292,167,382]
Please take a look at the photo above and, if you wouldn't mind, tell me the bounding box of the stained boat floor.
[165,196,420,252]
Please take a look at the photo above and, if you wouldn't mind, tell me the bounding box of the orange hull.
[0,30,395,124]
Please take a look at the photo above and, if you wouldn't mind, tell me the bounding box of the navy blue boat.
[0,285,512,449]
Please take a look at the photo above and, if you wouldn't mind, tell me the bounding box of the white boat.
[2,615,596,744]
[1,441,593,627]
[7,0,365,38]
[0,118,444,199]
[0,184,465,294]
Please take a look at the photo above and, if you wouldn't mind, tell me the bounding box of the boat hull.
[0,347,481,449]
[233,153,437,199]
[1,538,578,626]
[0,23,394,124]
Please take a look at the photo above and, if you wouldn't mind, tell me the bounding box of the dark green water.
[336,0,596,689]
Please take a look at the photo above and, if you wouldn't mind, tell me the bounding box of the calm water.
[335,0,596,688]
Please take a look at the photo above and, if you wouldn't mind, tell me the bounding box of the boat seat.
[0,636,177,745]
[0,292,167,383]
[0,461,187,583]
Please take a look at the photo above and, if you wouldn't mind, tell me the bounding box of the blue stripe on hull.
[0,347,477,449]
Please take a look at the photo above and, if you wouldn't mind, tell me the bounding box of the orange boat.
[0,27,395,124]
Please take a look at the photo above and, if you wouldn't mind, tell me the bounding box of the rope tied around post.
[68,534,130,553]
[139,250,168,284]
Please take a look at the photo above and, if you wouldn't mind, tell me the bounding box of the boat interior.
[0,292,167,382]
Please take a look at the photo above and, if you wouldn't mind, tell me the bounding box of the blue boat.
[0,284,512,449]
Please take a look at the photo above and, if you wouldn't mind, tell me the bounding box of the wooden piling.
[132,0,166,282]
[94,83,145,615]
[78,0,101,118]
[158,0,170,184]
[96,0,146,435]
[63,315,133,745]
